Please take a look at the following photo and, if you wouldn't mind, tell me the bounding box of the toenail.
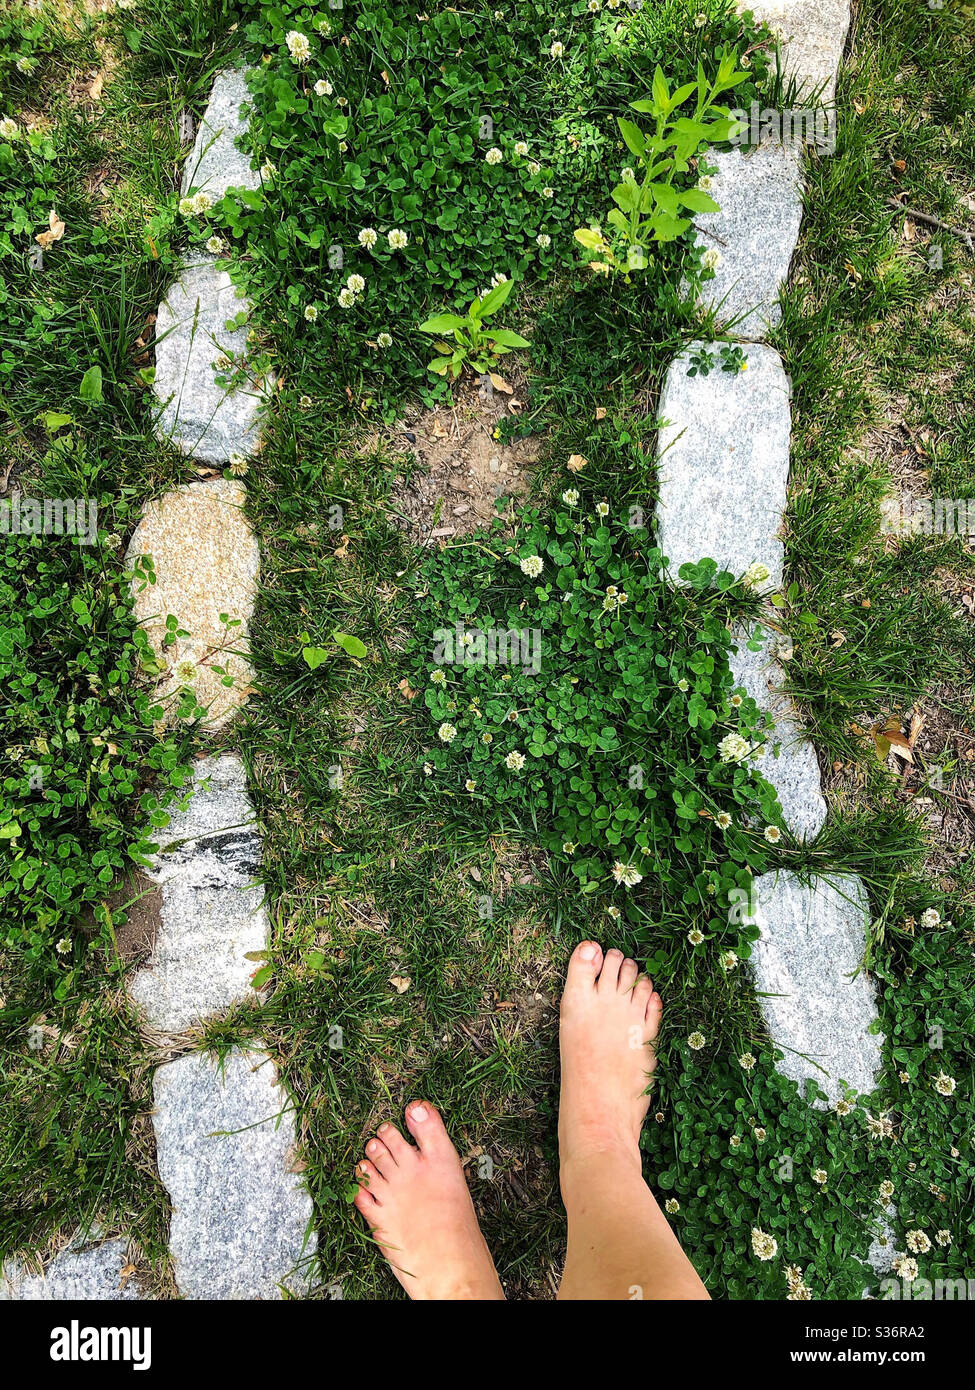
[579,944,596,960]
[367,1140,380,1154]
[359,1162,370,1173]
[409,1104,428,1122]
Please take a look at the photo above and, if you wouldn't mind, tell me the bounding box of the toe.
[356,1159,384,1198]
[618,957,639,993]
[365,1136,397,1178]
[633,975,653,1010]
[354,1185,380,1222]
[597,947,625,993]
[404,1100,455,1159]
[565,940,603,993]
[377,1121,412,1163]
[645,989,663,1036]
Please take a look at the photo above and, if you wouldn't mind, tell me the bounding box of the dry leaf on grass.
[397,678,418,700]
[389,975,411,994]
[567,453,588,472]
[35,210,65,248]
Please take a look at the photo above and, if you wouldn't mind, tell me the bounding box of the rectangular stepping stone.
[730,626,826,842]
[152,1049,317,1299]
[154,254,268,463]
[182,69,260,200]
[126,477,258,730]
[656,343,791,590]
[749,871,882,1106]
[1,1238,140,1300]
[689,142,804,339]
[128,754,269,1033]
[738,1,850,106]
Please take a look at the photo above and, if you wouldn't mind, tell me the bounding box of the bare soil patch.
[385,369,543,543]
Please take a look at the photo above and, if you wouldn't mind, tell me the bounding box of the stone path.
[659,2,896,1278]
[3,71,316,1302]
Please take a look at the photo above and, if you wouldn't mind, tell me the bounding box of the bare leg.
[557,941,710,1301]
[354,1101,505,1300]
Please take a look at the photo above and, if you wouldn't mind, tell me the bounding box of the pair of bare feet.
[354,941,710,1301]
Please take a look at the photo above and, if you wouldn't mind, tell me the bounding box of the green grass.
[1,0,974,1301]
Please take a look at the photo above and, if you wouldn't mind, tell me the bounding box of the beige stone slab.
[126,478,258,731]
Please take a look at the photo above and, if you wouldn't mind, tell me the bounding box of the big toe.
[564,940,604,996]
[404,1100,456,1160]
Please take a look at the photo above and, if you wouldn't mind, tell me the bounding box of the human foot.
[353,1101,505,1300]
[558,941,662,1176]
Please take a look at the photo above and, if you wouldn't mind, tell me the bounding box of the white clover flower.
[612,862,643,888]
[753,1126,767,1141]
[178,196,196,216]
[376,332,392,348]
[206,235,227,254]
[505,750,526,771]
[934,1071,956,1096]
[190,191,212,215]
[304,304,319,322]
[485,146,503,165]
[260,159,276,180]
[621,166,635,182]
[430,669,446,685]
[664,1198,680,1214]
[891,1255,919,1281]
[536,232,551,248]
[336,96,348,108]
[834,1097,854,1116]
[688,1031,706,1050]
[718,733,750,764]
[0,117,19,140]
[514,140,529,157]
[528,160,541,175]
[423,761,433,775]
[314,78,334,97]
[438,722,458,743]
[764,825,782,844]
[55,936,71,955]
[549,40,565,58]
[490,272,509,288]
[906,1229,931,1254]
[677,678,689,692]
[729,693,743,708]
[694,12,708,28]
[561,488,579,506]
[742,561,770,587]
[227,452,249,477]
[701,248,722,273]
[174,658,200,685]
[595,501,609,517]
[388,228,408,250]
[358,227,378,249]
[519,555,544,578]
[719,951,739,972]
[562,841,576,854]
[716,811,732,830]
[739,1052,756,1070]
[465,778,476,792]
[286,30,311,64]
[921,907,941,928]
[542,186,554,198]
[936,1230,952,1247]
[347,273,366,294]
[698,175,713,193]
[812,1169,828,1185]
[606,904,622,920]
[687,928,704,946]
[589,0,601,10]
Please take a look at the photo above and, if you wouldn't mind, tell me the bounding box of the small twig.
[693,221,728,248]
[887,198,974,251]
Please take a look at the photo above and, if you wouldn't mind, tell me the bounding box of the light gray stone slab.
[866,1204,902,1278]
[126,478,258,729]
[689,143,804,339]
[656,343,791,590]
[737,1,850,106]
[152,1049,316,1299]
[750,871,882,1106]
[1,1238,139,1301]
[154,254,269,463]
[129,754,268,1033]
[731,626,826,842]
[181,69,260,200]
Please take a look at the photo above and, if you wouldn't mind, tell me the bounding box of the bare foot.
[353,1101,505,1300]
[558,941,662,1177]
